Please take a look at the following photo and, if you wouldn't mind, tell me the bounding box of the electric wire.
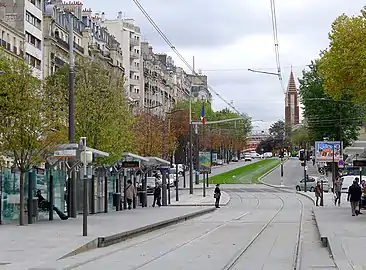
[132,0,244,116]
[269,0,286,94]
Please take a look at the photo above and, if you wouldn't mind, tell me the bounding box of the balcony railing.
[73,42,84,54]
[130,37,139,46]
[129,78,140,85]
[130,51,139,59]
[55,35,69,51]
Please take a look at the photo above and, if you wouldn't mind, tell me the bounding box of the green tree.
[0,53,64,225]
[291,126,309,147]
[44,58,134,164]
[299,62,364,147]
[318,8,366,101]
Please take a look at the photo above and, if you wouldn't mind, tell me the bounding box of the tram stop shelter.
[144,156,170,206]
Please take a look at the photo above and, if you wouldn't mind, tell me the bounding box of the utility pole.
[68,12,77,218]
[194,124,199,185]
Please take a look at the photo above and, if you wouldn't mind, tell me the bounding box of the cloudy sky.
[85,0,365,131]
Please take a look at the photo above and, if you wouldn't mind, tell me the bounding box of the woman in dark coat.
[214,184,221,208]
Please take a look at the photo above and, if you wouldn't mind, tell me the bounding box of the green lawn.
[209,159,281,184]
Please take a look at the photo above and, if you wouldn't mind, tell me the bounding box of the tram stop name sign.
[54,149,77,158]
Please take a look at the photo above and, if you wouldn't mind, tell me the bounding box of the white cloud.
[84,0,366,130]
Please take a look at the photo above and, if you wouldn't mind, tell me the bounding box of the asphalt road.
[48,185,335,270]
[262,157,319,188]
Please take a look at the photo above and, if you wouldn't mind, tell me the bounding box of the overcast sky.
[86,0,365,131]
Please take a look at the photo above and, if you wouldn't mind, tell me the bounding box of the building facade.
[187,73,212,103]
[103,13,143,105]
[174,67,191,101]
[42,2,124,78]
[141,41,178,117]
[3,0,43,78]
[285,70,299,126]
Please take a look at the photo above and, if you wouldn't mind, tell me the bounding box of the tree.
[291,126,309,147]
[44,59,134,164]
[268,120,291,149]
[318,9,366,101]
[0,53,64,225]
[298,62,365,147]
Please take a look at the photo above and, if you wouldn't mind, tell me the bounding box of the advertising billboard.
[199,151,211,173]
[315,141,342,162]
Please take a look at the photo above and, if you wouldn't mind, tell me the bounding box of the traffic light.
[279,148,284,158]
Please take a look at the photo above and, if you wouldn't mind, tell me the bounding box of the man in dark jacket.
[152,182,161,207]
[348,180,362,216]
[214,184,221,208]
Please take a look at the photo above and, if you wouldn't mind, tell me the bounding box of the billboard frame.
[315,141,342,162]
[199,151,211,174]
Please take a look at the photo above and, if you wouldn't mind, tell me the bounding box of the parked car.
[264,152,273,158]
[138,177,158,195]
[168,174,176,187]
[171,164,184,175]
[216,159,224,165]
[244,154,252,162]
[232,156,239,162]
[296,176,316,192]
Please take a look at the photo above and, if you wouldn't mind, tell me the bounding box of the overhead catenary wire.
[132,0,244,116]
[269,0,286,94]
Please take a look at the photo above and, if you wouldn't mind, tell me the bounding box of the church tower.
[284,69,299,126]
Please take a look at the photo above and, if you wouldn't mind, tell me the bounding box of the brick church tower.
[284,69,299,126]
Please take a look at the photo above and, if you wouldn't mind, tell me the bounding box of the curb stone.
[296,191,315,204]
[168,192,231,207]
[59,207,216,260]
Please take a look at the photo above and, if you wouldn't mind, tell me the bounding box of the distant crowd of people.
[314,176,366,216]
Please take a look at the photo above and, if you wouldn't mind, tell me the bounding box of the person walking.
[152,182,161,207]
[125,180,136,210]
[334,177,342,206]
[214,184,221,208]
[347,179,362,216]
[315,181,322,207]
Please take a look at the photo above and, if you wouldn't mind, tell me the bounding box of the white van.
[263,152,273,158]
[340,175,358,193]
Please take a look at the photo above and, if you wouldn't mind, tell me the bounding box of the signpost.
[199,152,211,197]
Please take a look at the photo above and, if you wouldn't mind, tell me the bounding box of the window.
[25,53,41,70]
[26,11,41,29]
[28,0,41,9]
[25,32,41,49]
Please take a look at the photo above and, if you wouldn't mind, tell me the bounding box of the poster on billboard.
[315,141,342,162]
[199,151,211,173]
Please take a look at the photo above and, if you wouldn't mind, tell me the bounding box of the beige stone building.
[42,1,124,79]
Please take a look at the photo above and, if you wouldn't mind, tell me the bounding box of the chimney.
[101,11,105,22]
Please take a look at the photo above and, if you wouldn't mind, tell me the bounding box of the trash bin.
[31,197,38,218]
[112,193,121,207]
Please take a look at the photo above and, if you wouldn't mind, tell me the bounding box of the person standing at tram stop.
[125,180,137,210]
[152,181,161,207]
[214,184,221,208]
[314,181,323,207]
[334,177,342,206]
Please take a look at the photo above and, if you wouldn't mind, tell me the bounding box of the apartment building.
[3,0,43,79]
[141,41,178,117]
[42,2,124,78]
[175,67,191,101]
[102,12,143,105]
[187,73,212,103]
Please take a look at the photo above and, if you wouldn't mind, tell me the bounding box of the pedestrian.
[125,180,136,210]
[347,179,362,216]
[334,177,342,206]
[152,181,161,207]
[214,184,221,208]
[36,190,68,220]
[315,181,322,207]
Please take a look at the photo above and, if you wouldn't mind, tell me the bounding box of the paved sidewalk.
[300,191,366,270]
[170,189,230,206]
[0,192,217,269]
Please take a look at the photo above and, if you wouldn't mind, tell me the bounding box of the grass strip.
[209,159,281,184]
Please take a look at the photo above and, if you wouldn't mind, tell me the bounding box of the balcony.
[130,51,139,59]
[130,64,139,72]
[129,78,140,86]
[55,35,69,51]
[130,37,139,46]
[73,42,84,54]
[129,91,140,101]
